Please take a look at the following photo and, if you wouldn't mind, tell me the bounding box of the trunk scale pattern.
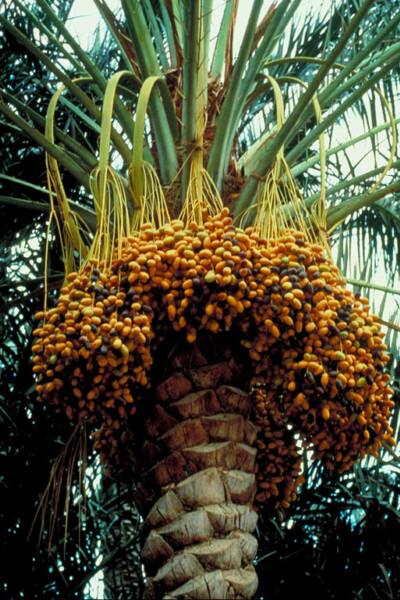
[136,359,259,599]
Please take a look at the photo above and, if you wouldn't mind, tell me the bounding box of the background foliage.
[0,1,399,598]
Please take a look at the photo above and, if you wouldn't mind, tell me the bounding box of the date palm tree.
[1,1,399,598]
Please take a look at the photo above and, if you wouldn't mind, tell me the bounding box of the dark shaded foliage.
[257,459,400,600]
[0,3,97,597]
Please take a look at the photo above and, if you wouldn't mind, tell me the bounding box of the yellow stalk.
[277,75,330,254]
[45,80,91,274]
[179,2,223,226]
[87,71,134,270]
[128,76,171,230]
[245,76,312,243]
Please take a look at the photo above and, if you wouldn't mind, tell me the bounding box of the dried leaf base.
[137,359,259,599]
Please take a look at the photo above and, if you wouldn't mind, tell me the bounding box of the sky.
[66,0,331,50]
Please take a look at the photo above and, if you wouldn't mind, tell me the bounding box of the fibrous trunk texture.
[136,358,259,599]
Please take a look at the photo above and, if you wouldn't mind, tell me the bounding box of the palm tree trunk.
[135,352,259,599]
